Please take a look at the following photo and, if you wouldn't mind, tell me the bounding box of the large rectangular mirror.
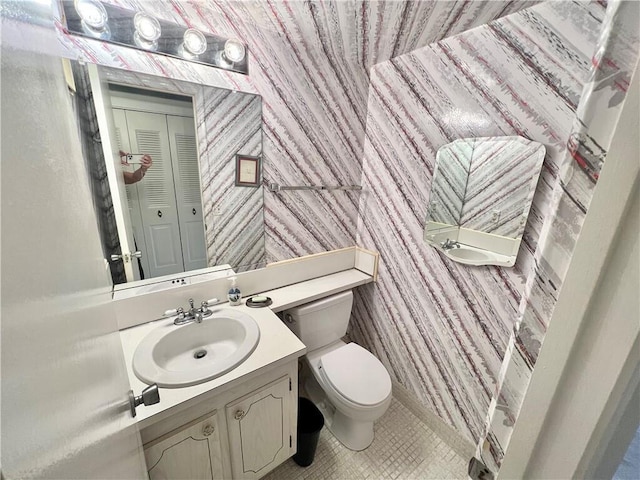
[71,61,265,287]
[424,136,545,267]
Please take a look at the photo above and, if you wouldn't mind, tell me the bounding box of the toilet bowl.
[283,291,392,451]
[305,341,392,450]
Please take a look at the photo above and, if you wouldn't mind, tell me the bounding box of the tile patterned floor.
[263,397,468,479]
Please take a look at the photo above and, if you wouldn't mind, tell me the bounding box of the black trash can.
[293,397,324,467]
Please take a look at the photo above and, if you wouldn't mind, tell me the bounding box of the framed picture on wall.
[235,154,261,187]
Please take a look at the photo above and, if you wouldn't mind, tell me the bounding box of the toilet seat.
[318,343,391,407]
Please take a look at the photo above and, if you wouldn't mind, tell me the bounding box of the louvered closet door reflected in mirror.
[115,109,206,279]
[167,115,207,272]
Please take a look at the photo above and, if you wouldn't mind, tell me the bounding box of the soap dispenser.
[227,276,242,306]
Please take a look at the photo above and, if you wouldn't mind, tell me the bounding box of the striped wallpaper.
[459,137,545,238]
[351,0,639,471]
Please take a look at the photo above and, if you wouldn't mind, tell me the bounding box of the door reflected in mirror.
[112,86,205,280]
[72,62,265,286]
[424,136,545,267]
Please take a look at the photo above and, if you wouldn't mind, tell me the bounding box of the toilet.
[283,290,392,451]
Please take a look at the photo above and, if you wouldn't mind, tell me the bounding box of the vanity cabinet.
[144,411,224,480]
[226,376,292,479]
[140,362,298,480]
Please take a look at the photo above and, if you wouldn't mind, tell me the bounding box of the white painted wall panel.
[0,41,146,479]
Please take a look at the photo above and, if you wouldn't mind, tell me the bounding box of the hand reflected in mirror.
[139,154,153,172]
[120,150,153,184]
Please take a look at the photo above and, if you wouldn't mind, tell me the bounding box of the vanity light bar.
[268,183,363,192]
[60,0,249,75]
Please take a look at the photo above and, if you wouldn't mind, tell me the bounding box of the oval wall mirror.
[424,136,545,267]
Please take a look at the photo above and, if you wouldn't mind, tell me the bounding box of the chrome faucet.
[441,238,461,250]
[164,297,218,326]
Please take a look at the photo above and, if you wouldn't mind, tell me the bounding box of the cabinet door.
[144,411,224,480]
[225,376,293,479]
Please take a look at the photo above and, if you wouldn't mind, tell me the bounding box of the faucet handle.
[200,298,218,317]
[200,298,218,315]
[164,306,184,317]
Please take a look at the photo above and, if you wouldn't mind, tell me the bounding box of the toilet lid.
[319,343,391,406]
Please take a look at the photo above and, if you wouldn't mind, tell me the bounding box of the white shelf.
[259,269,373,312]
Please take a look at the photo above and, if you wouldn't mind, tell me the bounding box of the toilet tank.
[284,290,353,351]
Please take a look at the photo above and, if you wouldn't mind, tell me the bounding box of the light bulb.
[223,38,246,63]
[75,0,107,29]
[74,0,110,39]
[133,12,161,50]
[182,28,207,56]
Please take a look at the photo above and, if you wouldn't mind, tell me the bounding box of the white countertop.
[119,268,373,427]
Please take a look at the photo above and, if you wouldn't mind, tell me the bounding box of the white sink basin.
[133,309,260,388]
[446,246,493,262]
[442,244,515,267]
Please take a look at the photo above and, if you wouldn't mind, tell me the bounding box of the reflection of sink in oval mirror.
[446,247,492,262]
[442,244,515,267]
[133,309,260,388]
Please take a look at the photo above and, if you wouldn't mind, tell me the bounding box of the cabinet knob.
[234,410,245,420]
[202,424,215,436]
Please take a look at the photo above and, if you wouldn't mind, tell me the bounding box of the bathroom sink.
[133,309,260,388]
[446,246,493,262]
[443,244,515,267]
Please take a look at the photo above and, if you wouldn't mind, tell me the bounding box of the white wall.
[525,184,639,478]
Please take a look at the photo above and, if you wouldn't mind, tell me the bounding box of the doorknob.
[129,384,160,417]
[110,252,141,263]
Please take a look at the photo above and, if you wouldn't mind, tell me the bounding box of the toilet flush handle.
[284,313,295,324]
